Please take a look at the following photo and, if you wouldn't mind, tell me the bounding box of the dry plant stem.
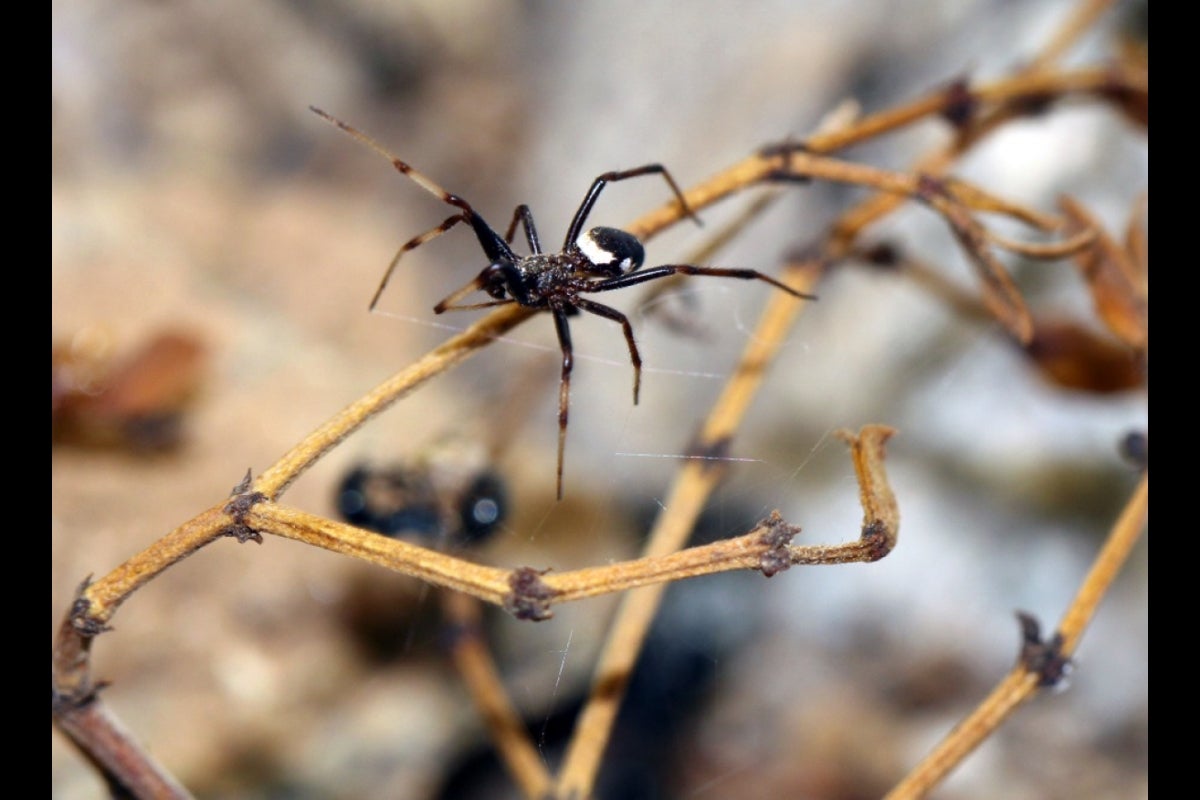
[54,698,193,800]
[57,505,231,661]
[827,62,1147,252]
[1056,472,1148,653]
[245,504,513,601]
[256,302,534,498]
[221,424,898,611]
[440,591,553,798]
[1025,0,1117,72]
[801,65,1136,156]
[545,425,897,601]
[886,472,1148,799]
[557,259,824,796]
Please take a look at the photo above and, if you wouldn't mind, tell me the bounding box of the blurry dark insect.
[52,328,208,451]
[335,441,509,548]
[312,107,815,499]
[331,436,509,665]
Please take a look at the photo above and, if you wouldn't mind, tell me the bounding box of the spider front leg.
[433,263,516,313]
[589,264,819,301]
[371,213,469,311]
[503,205,542,254]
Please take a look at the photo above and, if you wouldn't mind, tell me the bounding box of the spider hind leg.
[550,307,575,500]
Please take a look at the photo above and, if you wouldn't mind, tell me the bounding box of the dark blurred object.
[52,328,208,451]
[1119,430,1147,469]
[335,444,508,548]
[332,440,510,664]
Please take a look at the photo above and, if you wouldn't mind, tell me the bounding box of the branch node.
[915,172,946,202]
[757,510,801,577]
[940,76,977,129]
[757,138,813,183]
[52,676,108,714]
[684,433,734,477]
[222,469,266,544]
[861,519,894,562]
[1016,611,1073,690]
[504,567,556,621]
[68,576,111,637]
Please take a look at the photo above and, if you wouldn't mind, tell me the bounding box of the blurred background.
[53,1,1146,798]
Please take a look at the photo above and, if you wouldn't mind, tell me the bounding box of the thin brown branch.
[66,504,232,634]
[243,503,513,603]
[1024,0,1117,72]
[1056,471,1148,654]
[886,471,1147,799]
[538,425,898,603]
[255,303,535,498]
[917,183,1035,343]
[440,592,553,798]
[803,64,1134,156]
[984,226,1096,258]
[230,428,896,619]
[53,692,193,800]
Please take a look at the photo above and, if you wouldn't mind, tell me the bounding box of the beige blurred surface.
[53,2,1146,798]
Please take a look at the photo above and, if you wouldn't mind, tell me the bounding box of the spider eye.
[579,227,644,275]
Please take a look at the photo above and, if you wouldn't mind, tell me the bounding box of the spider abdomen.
[575,227,645,276]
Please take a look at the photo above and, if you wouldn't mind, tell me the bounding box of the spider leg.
[574,297,642,405]
[503,205,542,254]
[563,164,703,249]
[311,107,474,215]
[588,264,819,301]
[550,307,575,501]
[371,214,468,311]
[312,107,517,267]
[433,264,515,313]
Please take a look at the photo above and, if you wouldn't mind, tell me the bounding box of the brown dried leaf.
[1059,196,1148,349]
[1023,318,1144,393]
[52,330,208,450]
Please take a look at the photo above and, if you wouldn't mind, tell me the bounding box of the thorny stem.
[229,422,895,615]
[885,472,1147,800]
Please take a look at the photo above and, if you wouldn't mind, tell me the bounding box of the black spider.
[312,107,816,499]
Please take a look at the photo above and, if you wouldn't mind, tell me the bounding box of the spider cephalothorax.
[313,107,815,499]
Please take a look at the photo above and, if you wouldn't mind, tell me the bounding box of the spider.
[312,107,816,499]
